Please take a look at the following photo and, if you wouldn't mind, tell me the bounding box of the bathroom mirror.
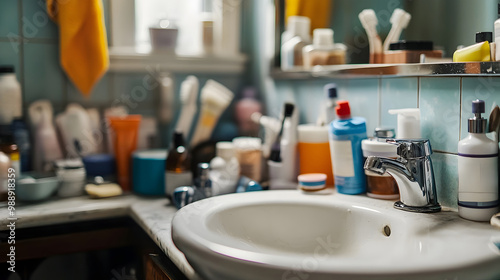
[274,0,498,76]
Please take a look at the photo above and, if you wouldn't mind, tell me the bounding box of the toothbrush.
[358,9,383,63]
[269,103,295,162]
[175,75,199,139]
[383,8,412,52]
[190,80,234,148]
[250,112,281,159]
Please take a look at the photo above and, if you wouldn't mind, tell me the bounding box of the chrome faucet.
[364,139,441,213]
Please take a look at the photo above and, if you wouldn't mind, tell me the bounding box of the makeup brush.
[269,103,295,162]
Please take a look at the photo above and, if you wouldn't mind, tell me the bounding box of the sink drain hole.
[383,225,391,237]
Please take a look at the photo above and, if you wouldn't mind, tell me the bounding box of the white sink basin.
[172,190,500,280]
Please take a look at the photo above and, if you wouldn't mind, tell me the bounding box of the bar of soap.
[85,183,123,198]
[491,213,500,229]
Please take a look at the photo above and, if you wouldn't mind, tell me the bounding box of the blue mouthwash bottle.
[328,100,367,194]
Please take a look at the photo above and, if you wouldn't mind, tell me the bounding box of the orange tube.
[108,115,141,191]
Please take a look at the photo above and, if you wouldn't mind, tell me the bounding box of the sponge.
[85,183,122,198]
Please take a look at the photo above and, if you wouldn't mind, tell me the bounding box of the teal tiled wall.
[0,1,246,147]
[272,75,500,210]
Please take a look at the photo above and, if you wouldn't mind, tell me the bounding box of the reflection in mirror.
[277,0,497,70]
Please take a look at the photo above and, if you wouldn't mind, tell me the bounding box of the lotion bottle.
[458,99,499,221]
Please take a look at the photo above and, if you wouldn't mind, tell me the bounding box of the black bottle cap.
[0,65,14,74]
[172,131,186,148]
[389,41,433,51]
[475,32,492,43]
[472,99,485,114]
[324,83,337,98]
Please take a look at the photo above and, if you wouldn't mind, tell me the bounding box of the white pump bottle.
[458,100,499,221]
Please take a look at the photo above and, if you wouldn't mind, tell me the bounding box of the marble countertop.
[0,194,200,279]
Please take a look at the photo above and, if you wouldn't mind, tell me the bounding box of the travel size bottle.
[328,101,367,194]
[458,100,499,221]
[303,29,347,69]
[165,132,193,199]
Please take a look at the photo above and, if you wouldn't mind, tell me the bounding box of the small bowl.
[16,172,60,202]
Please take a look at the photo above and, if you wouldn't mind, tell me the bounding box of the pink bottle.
[235,87,262,137]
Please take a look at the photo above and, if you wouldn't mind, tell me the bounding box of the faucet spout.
[364,139,441,213]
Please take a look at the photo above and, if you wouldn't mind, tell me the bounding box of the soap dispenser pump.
[388,108,421,139]
[458,99,499,222]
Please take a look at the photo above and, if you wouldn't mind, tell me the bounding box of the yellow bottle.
[453,41,491,62]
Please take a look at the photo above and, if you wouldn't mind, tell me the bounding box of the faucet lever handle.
[386,139,432,159]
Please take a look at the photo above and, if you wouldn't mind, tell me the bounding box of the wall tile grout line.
[0,38,56,44]
[378,77,381,127]
[416,77,420,108]
[459,77,463,141]
[18,0,25,108]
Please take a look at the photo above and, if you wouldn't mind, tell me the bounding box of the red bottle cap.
[336,100,351,119]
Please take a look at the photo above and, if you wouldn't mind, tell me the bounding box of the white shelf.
[109,47,248,74]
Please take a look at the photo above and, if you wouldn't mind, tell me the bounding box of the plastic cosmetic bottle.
[209,141,240,195]
[388,108,421,139]
[165,132,193,199]
[328,101,367,194]
[235,87,262,137]
[303,29,347,69]
[317,83,338,126]
[458,100,499,221]
[281,16,311,70]
[495,4,500,61]
[0,65,22,125]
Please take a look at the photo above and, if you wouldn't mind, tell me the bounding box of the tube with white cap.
[388,108,421,139]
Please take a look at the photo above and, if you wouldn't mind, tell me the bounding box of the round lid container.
[216,141,236,160]
[232,137,262,150]
[362,139,398,157]
[298,173,327,191]
[132,149,168,196]
[82,154,115,177]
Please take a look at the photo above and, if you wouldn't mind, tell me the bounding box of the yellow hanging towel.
[47,0,109,97]
[285,0,332,33]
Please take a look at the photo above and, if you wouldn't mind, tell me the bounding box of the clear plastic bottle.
[458,100,499,221]
[303,29,347,69]
[328,101,367,194]
[317,83,338,126]
[209,141,240,195]
[280,16,311,70]
[0,65,22,125]
[165,132,193,198]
